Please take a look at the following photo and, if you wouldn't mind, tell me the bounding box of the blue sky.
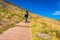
[5,0,60,20]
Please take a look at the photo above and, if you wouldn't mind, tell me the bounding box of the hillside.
[58,20,60,22]
[0,0,60,40]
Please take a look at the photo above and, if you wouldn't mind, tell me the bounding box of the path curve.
[0,22,32,40]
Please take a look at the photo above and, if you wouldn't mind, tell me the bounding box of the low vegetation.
[0,1,60,40]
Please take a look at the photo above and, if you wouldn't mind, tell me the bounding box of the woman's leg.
[25,17,27,22]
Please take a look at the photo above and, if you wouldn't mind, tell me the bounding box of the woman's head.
[26,11,28,13]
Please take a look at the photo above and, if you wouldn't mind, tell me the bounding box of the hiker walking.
[25,11,29,23]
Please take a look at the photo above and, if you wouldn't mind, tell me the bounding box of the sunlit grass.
[0,2,60,40]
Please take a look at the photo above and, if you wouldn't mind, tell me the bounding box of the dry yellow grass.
[0,1,60,40]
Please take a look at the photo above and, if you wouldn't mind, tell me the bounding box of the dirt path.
[0,22,32,40]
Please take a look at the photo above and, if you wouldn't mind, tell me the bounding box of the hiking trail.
[0,21,32,40]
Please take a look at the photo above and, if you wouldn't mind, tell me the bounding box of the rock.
[36,33,51,40]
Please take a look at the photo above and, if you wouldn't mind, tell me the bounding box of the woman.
[25,11,29,23]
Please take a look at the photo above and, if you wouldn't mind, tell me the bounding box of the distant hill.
[0,0,60,40]
[58,20,60,22]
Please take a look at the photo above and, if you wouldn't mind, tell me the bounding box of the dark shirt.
[25,13,28,18]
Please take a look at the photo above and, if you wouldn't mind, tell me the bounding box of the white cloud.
[52,11,60,15]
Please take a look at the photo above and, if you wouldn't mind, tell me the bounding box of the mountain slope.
[58,20,60,22]
[0,0,60,40]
